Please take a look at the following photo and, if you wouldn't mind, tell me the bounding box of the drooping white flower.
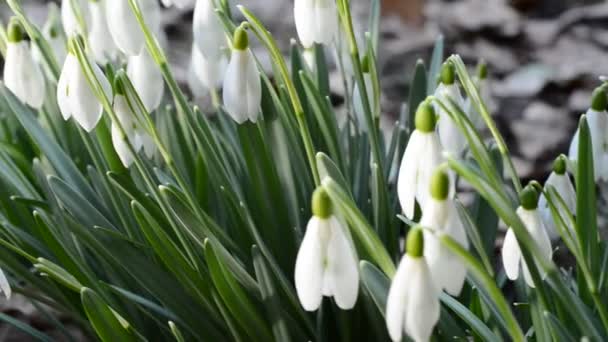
[61,0,89,36]
[222,27,261,123]
[502,185,552,288]
[0,267,10,299]
[188,43,227,96]
[353,56,374,132]
[32,3,67,67]
[88,0,118,64]
[193,0,225,61]
[57,39,112,132]
[106,0,161,56]
[294,0,338,48]
[434,62,467,157]
[398,101,444,219]
[295,187,359,311]
[127,49,164,112]
[161,0,195,8]
[3,20,46,109]
[111,93,140,167]
[386,227,440,342]
[538,155,576,240]
[421,169,469,296]
[568,87,608,182]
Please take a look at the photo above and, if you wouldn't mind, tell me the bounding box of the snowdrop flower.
[0,267,10,299]
[32,4,67,66]
[398,101,444,219]
[421,169,469,296]
[434,62,467,157]
[538,155,576,240]
[106,0,161,56]
[57,37,112,132]
[294,0,338,48]
[188,44,227,96]
[465,61,495,130]
[111,82,140,167]
[161,0,195,8]
[127,49,164,112]
[353,56,374,132]
[294,187,359,311]
[88,0,118,64]
[386,227,440,342]
[61,0,89,36]
[3,20,46,109]
[193,0,226,61]
[223,27,261,124]
[568,87,608,182]
[502,185,552,288]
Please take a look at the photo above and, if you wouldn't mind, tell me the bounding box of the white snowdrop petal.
[190,44,227,91]
[245,53,262,123]
[106,0,154,55]
[295,217,325,311]
[4,42,46,109]
[435,84,467,157]
[223,50,260,123]
[0,268,10,299]
[325,217,359,310]
[397,131,423,219]
[138,131,155,158]
[57,54,78,120]
[314,0,338,45]
[71,59,106,132]
[501,228,521,281]
[294,0,316,48]
[193,0,225,60]
[386,255,412,342]
[415,134,444,209]
[62,0,89,36]
[405,259,439,342]
[89,0,118,64]
[112,123,136,167]
[128,50,164,112]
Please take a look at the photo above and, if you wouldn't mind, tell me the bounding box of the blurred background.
[1,0,608,338]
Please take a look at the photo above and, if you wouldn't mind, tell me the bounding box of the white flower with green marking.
[127,49,164,112]
[3,20,46,109]
[106,0,160,56]
[61,0,89,36]
[538,155,576,240]
[295,188,359,311]
[88,0,118,64]
[502,185,552,288]
[398,101,445,219]
[193,0,226,61]
[386,228,440,342]
[294,0,338,48]
[434,62,467,157]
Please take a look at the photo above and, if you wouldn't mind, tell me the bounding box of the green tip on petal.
[430,169,450,201]
[233,26,249,51]
[360,54,370,74]
[477,60,488,80]
[312,187,332,218]
[49,25,59,39]
[590,87,607,112]
[552,155,567,175]
[7,18,24,43]
[406,227,424,258]
[440,61,455,85]
[519,184,539,210]
[415,101,437,133]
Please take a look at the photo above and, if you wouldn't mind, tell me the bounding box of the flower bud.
[519,185,539,210]
[406,227,424,258]
[590,87,607,112]
[415,101,437,133]
[430,168,450,201]
[477,60,488,80]
[440,62,456,86]
[552,155,567,175]
[311,187,332,218]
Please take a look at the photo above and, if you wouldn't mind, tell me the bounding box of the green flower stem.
[238,5,320,186]
[0,19,7,57]
[437,233,525,341]
[447,55,522,194]
[6,0,60,79]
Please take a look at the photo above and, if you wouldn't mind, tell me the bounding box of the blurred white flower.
[4,21,46,109]
[568,88,608,182]
[57,43,111,132]
[193,0,225,61]
[161,0,196,8]
[127,49,164,112]
[398,101,444,220]
[294,0,338,48]
[222,28,261,124]
[502,186,552,288]
[420,169,468,296]
[188,43,227,96]
[434,62,467,157]
[386,228,440,342]
[112,94,140,167]
[61,0,89,36]
[0,268,10,299]
[106,0,160,56]
[538,155,576,240]
[295,188,359,311]
[88,0,119,64]
[32,3,67,66]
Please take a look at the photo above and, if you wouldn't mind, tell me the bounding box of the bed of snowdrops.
[0,0,607,341]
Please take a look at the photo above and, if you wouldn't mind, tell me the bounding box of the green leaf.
[0,312,53,342]
[427,35,444,95]
[440,293,498,341]
[359,261,389,316]
[81,287,138,342]
[407,60,428,133]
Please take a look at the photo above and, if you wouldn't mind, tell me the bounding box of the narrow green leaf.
[81,288,138,342]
